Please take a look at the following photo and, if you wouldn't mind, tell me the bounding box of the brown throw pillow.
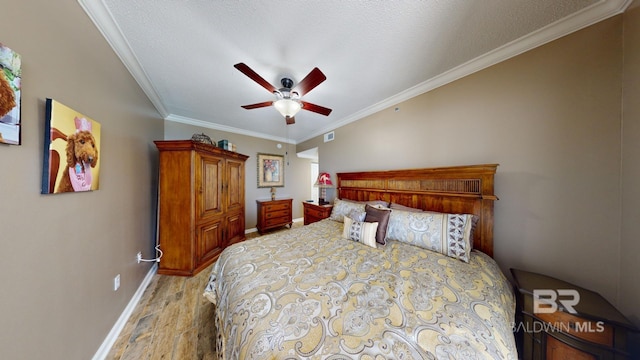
[364,204,391,245]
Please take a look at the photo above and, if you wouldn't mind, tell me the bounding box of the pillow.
[388,203,479,245]
[343,216,378,248]
[385,209,474,262]
[388,203,479,250]
[469,215,479,249]
[363,200,390,208]
[364,204,391,245]
[329,199,366,222]
[389,203,424,212]
[348,208,366,222]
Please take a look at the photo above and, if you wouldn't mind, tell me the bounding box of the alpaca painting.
[41,99,101,194]
[0,43,21,145]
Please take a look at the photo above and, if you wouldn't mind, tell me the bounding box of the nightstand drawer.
[265,209,290,219]
[304,208,327,218]
[302,202,333,225]
[536,311,613,346]
[265,202,291,212]
[265,216,291,227]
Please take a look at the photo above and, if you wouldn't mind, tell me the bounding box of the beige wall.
[0,1,163,359]
[164,121,314,228]
[302,14,635,323]
[620,0,640,331]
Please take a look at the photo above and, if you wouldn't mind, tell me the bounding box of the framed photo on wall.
[0,43,22,145]
[257,153,284,188]
[41,99,101,194]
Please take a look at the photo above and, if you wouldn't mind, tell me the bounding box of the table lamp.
[314,172,333,205]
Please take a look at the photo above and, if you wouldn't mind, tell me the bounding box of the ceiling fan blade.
[285,116,295,125]
[234,63,277,93]
[292,68,326,97]
[241,101,273,109]
[300,101,332,116]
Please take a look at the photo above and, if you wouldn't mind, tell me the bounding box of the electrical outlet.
[114,274,120,291]
[136,252,142,263]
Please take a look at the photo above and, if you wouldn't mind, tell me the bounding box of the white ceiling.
[79,0,630,144]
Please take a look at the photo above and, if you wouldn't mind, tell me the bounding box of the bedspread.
[204,219,517,359]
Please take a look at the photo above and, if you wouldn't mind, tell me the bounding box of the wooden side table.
[511,268,637,360]
[303,201,333,225]
[256,198,292,234]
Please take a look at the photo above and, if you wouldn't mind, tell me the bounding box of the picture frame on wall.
[0,43,22,145]
[257,153,284,188]
[41,99,101,194]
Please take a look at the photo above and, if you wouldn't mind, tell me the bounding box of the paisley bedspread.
[204,219,517,359]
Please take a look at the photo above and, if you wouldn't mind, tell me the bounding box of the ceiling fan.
[234,63,332,125]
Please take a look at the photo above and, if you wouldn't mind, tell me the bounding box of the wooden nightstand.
[256,198,292,234]
[511,268,637,360]
[303,201,333,225]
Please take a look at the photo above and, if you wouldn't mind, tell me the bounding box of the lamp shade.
[274,99,302,118]
[314,172,333,187]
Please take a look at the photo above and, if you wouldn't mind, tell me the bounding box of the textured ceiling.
[79,0,629,144]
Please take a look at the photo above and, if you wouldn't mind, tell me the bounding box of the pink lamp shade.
[314,172,333,205]
[314,172,333,187]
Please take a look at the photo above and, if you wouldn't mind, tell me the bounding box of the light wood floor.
[107,223,301,360]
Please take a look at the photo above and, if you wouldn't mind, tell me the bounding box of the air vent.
[324,131,335,142]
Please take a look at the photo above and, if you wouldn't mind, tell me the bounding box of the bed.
[204,164,517,359]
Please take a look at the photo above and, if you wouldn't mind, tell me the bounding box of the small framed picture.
[257,153,284,188]
[0,42,22,145]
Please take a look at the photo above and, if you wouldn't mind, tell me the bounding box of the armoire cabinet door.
[226,158,245,212]
[197,218,224,265]
[225,210,245,246]
[196,153,223,219]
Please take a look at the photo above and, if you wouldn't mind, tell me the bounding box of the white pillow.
[343,216,378,248]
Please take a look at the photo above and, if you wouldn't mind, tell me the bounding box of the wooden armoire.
[154,140,249,276]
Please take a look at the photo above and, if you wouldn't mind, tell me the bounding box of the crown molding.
[297,0,632,143]
[165,114,297,144]
[78,0,168,117]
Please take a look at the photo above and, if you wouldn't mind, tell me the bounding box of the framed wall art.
[257,153,284,188]
[0,43,22,145]
[41,99,101,194]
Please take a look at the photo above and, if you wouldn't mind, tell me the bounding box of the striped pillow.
[343,216,378,248]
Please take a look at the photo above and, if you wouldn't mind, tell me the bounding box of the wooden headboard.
[337,164,499,257]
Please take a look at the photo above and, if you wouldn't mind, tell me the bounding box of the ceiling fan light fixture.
[274,98,302,118]
[234,63,331,124]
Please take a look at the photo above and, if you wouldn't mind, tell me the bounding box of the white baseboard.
[245,227,258,234]
[92,263,158,360]
[92,217,303,357]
